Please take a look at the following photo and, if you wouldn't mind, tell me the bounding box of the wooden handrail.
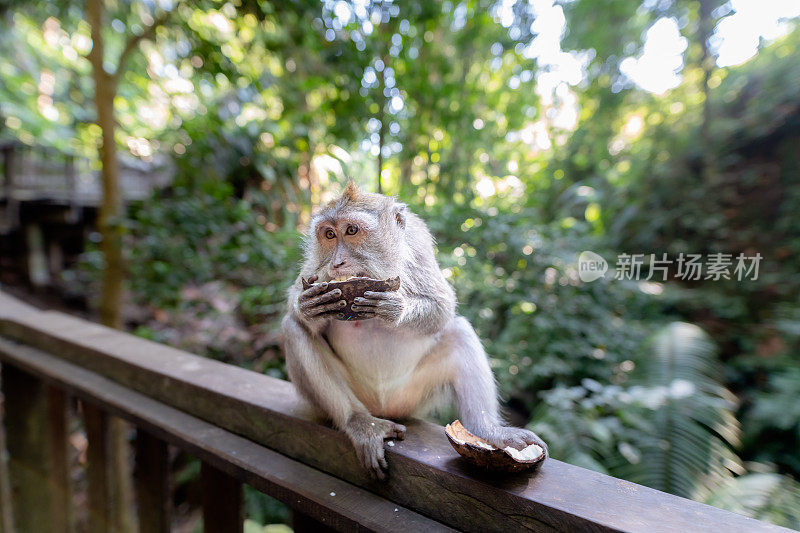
[0,336,451,532]
[0,291,790,533]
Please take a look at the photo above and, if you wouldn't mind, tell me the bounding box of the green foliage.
[744,367,800,474]
[244,487,290,528]
[705,472,800,530]
[429,207,661,397]
[616,323,741,499]
[127,187,299,311]
[2,0,800,528]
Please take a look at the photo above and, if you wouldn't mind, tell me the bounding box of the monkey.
[281,181,547,479]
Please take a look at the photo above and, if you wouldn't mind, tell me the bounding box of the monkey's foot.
[481,426,549,457]
[344,413,406,480]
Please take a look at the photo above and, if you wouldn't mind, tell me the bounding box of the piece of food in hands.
[445,420,545,473]
[301,276,401,321]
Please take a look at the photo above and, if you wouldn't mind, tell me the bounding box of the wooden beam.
[24,224,50,288]
[0,383,13,533]
[201,463,242,533]
[2,365,54,532]
[48,387,73,533]
[1,146,20,233]
[134,430,170,533]
[0,337,454,532]
[83,402,111,533]
[82,404,135,533]
[292,511,338,533]
[0,307,790,533]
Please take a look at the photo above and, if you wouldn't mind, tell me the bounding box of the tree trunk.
[86,2,135,532]
[87,0,124,330]
[697,0,716,177]
[377,58,386,195]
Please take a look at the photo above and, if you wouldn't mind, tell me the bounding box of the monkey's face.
[312,208,401,282]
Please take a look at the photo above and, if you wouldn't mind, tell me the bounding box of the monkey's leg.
[282,315,406,479]
[446,316,549,455]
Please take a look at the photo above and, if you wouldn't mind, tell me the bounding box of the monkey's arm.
[353,284,456,334]
[282,313,367,427]
[282,314,406,479]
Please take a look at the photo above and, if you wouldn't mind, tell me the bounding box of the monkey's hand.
[344,413,406,480]
[351,290,405,325]
[481,426,549,457]
[297,275,347,323]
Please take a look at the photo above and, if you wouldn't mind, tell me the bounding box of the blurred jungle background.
[1,0,799,530]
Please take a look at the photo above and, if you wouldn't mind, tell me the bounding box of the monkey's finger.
[376,446,388,472]
[363,291,396,300]
[352,297,379,308]
[351,304,377,313]
[301,282,329,298]
[377,444,388,467]
[521,432,542,446]
[388,423,406,440]
[308,275,319,283]
[303,288,342,306]
[364,447,383,480]
[505,436,528,450]
[307,300,347,316]
[373,447,388,479]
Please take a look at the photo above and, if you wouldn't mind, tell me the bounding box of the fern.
[615,322,743,500]
[705,472,800,530]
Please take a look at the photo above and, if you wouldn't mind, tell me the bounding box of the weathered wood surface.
[0,294,791,533]
[47,386,73,533]
[0,143,171,209]
[292,511,338,533]
[83,402,112,533]
[134,430,170,533]
[0,291,38,319]
[201,463,243,533]
[0,336,454,533]
[2,365,54,532]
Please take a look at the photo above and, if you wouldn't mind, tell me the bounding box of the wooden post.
[82,404,135,533]
[2,365,54,531]
[25,224,51,288]
[83,402,111,533]
[200,463,242,533]
[2,145,19,233]
[48,240,64,281]
[0,383,13,533]
[65,155,80,224]
[47,387,73,533]
[134,430,170,533]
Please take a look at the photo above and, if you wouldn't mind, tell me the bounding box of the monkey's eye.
[324,228,336,239]
[345,224,359,236]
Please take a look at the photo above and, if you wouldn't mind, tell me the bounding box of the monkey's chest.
[325,320,436,410]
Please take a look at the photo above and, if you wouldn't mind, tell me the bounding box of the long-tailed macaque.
[282,182,547,479]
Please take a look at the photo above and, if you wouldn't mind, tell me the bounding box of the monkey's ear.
[394,202,407,228]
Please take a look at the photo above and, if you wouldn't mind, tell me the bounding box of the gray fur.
[282,183,547,479]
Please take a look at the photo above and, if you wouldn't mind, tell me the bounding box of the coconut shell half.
[302,276,401,321]
[445,420,545,473]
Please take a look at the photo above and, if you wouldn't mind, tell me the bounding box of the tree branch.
[114,9,172,84]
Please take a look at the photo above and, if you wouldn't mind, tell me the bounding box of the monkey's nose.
[333,259,347,268]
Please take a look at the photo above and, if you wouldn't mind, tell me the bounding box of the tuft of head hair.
[342,180,360,202]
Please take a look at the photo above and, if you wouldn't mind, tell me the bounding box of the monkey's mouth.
[329,272,369,282]
[331,275,358,282]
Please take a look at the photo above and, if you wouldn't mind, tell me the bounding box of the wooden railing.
[0,291,790,533]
